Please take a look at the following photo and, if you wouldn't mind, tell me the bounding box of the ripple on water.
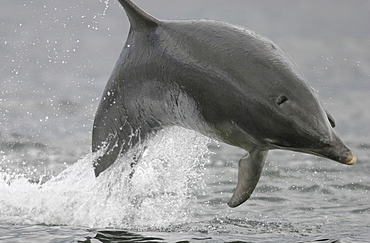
[330,182,370,191]
[255,184,282,193]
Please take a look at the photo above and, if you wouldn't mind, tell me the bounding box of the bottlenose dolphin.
[92,0,356,207]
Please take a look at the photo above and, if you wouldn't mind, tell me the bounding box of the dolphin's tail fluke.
[118,0,160,30]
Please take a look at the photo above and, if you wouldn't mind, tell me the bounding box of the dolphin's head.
[228,30,356,165]
[261,89,356,165]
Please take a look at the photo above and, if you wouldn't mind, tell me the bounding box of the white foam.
[0,126,210,229]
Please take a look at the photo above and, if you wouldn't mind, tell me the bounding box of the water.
[1,0,369,242]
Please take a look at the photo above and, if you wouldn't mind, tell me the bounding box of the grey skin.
[92,0,356,207]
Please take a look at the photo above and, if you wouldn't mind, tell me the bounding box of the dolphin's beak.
[311,129,356,165]
[342,153,356,165]
[272,129,357,165]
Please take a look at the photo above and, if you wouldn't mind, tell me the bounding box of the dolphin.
[92,0,356,207]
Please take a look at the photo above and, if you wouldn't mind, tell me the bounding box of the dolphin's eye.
[276,95,288,106]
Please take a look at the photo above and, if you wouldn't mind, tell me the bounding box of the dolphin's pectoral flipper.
[228,147,269,208]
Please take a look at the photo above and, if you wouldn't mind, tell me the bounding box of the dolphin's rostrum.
[92,0,356,207]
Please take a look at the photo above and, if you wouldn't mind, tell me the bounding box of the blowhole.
[276,95,288,106]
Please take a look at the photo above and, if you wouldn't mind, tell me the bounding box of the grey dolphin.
[92,0,356,207]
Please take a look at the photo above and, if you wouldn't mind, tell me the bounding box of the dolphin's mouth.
[309,150,356,165]
[271,143,357,165]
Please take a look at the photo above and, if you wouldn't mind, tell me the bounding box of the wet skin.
[92,0,356,207]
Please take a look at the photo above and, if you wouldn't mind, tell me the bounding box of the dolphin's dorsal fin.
[118,0,160,30]
[228,147,268,207]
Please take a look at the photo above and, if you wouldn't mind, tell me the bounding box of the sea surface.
[1,0,369,242]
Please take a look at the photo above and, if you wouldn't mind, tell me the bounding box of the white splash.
[0,127,210,229]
